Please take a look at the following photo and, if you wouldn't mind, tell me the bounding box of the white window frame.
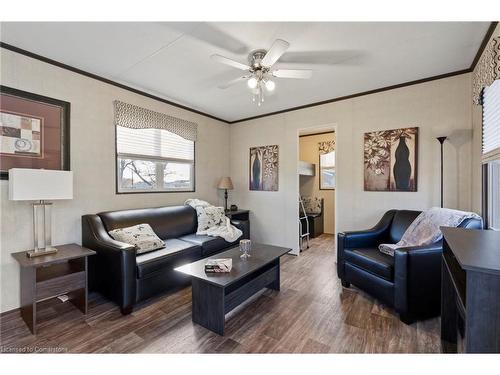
[487,160,500,231]
[319,150,336,190]
[116,133,195,194]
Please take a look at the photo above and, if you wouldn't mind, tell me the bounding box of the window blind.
[483,79,500,162]
[117,126,194,161]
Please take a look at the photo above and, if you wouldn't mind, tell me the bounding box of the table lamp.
[9,168,73,257]
[217,177,233,211]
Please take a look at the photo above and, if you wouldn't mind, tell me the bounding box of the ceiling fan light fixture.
[265,79,275,92]
[247,77,258,89]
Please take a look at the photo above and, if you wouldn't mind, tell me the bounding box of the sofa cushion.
[344,247,394,281]
[136,239,201,278]
[179,234,233,256]
[98,205,197,240]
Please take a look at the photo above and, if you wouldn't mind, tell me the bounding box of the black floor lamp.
[436,136,447,208]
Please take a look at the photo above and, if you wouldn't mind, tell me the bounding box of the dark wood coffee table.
[175,243,291,335]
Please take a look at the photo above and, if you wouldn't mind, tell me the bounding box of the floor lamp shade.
[8,168,73,257]
[9,168,73,201]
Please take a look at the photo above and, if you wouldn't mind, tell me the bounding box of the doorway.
[297,127,336,252]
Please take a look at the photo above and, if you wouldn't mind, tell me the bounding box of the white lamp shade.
[9,168,73,201]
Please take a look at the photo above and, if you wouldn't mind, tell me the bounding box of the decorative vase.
[252,153,261,190]
[393,136,411,190]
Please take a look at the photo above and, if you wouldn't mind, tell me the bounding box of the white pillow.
[196,206,226,233]
[108,223,164,254]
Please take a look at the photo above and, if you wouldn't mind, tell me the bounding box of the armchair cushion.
[389,210,421,243]
[344,247,394,281]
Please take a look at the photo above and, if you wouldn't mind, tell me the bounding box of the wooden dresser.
[441,227,500,353]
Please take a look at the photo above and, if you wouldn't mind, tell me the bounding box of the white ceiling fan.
[211,39,312,105]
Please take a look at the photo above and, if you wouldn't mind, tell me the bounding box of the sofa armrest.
[231,219,250,240]
[82,214,137,313]
[337,210,396,280]
[394,242,443,318]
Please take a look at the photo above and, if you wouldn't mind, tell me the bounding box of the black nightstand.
[225,209,249,221]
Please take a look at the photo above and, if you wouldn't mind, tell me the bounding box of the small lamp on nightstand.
[217,176,233,212]
[9,168,73,258]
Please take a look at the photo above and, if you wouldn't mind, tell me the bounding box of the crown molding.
[0,42,229,124]
[1,22,496,124]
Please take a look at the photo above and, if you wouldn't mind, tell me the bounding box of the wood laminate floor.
[0,235,441,353]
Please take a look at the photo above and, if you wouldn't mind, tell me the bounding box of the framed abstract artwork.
[249,145,279,191]
[364,127,418,191]
[0,86,70,179]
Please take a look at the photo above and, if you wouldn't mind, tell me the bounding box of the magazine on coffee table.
[204,258,232,273]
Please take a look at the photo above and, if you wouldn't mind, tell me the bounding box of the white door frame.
[291,123,337,255]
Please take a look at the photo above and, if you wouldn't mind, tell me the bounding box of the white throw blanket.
[379,207,482,256]
[185,199,243,243]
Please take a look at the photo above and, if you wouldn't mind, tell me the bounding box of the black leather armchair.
[337,209,482,323]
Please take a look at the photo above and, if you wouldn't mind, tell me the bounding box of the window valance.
[472,36,500,105]
[114,100,198,142]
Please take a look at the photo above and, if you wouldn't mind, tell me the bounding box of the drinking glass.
[239,239,251,259]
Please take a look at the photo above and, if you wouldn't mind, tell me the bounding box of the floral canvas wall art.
[364,127,418,191]
[249,145,279,191]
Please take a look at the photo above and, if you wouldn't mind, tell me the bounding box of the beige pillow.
[109,223,164,254]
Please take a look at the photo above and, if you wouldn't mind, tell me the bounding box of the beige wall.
[471,24,500,214]
[299,133,335,234]
[0,48,230,312]
[229,74,474,255]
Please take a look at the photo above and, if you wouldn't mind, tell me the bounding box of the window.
[482,79,500,229]
[319,150,335,190]
[487,160,500,230]
[116,126,195,193]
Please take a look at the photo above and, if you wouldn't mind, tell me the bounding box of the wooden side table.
[11,244,95,334]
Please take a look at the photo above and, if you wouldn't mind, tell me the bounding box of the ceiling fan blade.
[211,54,250,70]
[261,39,290,67]
[218,76,250,89]
[272,69,312,79]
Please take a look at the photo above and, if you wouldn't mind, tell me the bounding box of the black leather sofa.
[337,209,482,323]
[82,205,249,314]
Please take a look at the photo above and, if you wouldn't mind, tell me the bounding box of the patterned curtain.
[472,36,500,105]
[114,100,198,141]
[318,140,335,154]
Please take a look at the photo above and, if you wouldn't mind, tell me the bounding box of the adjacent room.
[1,10,500,369]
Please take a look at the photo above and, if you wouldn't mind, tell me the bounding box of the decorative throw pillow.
[108,223,164,254]
[301,196,322,215]
[195,206,226,233]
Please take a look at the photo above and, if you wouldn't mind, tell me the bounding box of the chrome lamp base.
[26,246,58,258]
[26,200,57,258]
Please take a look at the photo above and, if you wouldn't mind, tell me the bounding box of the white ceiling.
[0,22,491,122]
